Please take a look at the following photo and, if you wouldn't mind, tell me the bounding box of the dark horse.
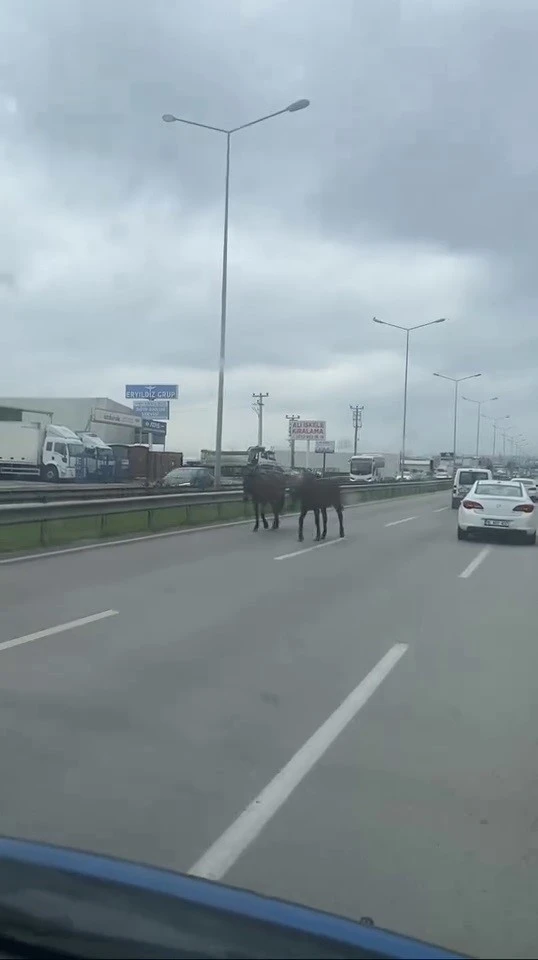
[243,465,287,532]
[293,472,345,542]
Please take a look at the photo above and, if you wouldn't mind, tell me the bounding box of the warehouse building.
[0,397,150,445]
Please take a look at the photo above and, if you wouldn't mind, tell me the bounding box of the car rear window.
[475,482,522,498]
[459,470,489,485]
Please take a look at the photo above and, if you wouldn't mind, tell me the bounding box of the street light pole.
[461,395,498,460]
[432,372,481,474]
[373,316,446,476]
[162,98,310,486]
[488,414,510,458]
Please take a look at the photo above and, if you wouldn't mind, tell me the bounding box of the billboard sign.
[92,408,142,428]
[132,400,170,420]
[125,384,179,400]
[289,419,326,441]
[315,440,335,454]
[142,418,167,436]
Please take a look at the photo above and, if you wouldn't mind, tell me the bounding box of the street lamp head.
[372,316,383,324]
[434,317,447,324]
[471,373,481,379]
[162,114,177,123]
[287,99,310,112]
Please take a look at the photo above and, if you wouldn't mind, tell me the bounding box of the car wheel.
[528,531,536,545]
[451,498,458,509]
[457,526,467,541]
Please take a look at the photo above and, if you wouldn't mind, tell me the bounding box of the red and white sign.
[289,419,326,441]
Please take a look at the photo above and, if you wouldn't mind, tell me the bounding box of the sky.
[0,0,537,459]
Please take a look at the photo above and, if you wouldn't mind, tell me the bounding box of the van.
[451,467,492,508]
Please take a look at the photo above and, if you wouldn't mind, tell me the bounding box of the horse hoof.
[314,535,321,542]
[298,536,304,543]
[321,534,327,541]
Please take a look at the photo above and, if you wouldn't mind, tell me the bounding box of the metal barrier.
[0,481,451,553]
[0,483,242,505]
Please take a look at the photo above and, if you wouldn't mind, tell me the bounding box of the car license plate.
[484,519,509,528]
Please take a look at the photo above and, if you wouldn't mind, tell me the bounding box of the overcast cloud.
[1,0,537,457]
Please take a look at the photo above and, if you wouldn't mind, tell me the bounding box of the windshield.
[475,482,523,498]
[458,470,489,485]
[3,5,538,959]
[350,459,373,475]
[67,442,85,457]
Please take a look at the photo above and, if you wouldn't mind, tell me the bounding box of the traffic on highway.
[3,1,538,956]
[1,483,537,957]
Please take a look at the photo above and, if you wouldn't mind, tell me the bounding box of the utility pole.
[349,404,364,455]
[286,414,301,468]
[252,392,269,446]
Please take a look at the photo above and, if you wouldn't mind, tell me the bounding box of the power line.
[252,392,269,445]
[349,404,364,455]
[285,414,301,468]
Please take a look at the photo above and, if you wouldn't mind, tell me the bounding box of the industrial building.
[0,397,161,445]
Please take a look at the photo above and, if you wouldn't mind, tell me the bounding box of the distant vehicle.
[511,476,538,502]
[457,479,536,544]
[349,453,399,483]
[161,466,214,490]
[76,431,114,482]
[451,467,492,508]
[434,469,450,480]
[200,446,277,484]
[0,421,84,482]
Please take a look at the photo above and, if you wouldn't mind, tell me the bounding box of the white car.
[457,479,536,544]
[511,476,538,502]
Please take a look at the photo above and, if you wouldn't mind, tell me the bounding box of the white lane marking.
[459,547,491,579]
[0,491,447,566]
[385,515,417,527]
[0,610,119,654]
[188,643,409,881]
[274,539,344,561]
[433,507,448,513]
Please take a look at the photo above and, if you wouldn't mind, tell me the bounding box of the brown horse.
[293,472,345,541]
[243,465,287,531]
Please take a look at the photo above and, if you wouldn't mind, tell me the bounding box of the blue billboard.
[142,418,167,435]
[125,384,178,400]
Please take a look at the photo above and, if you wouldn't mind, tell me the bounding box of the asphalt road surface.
[1,489,537,958]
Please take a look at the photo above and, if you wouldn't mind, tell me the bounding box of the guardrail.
[0,482,242,505]
[0,480,452,554]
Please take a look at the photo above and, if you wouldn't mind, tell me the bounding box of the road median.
[0,481,451,555]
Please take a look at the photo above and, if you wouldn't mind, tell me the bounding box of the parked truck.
[0,421,85,481]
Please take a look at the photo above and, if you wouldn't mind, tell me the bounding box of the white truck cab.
[0,421,84,481]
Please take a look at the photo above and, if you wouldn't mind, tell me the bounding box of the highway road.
[0,488,537,958]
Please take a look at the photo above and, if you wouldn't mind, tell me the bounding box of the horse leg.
[337,504,345,538]
[298,508,306,541]
[314,507,321,541]
[261,503,269,529]
[253,499,259,531]
[272,495,284,529]
[321,506,328,539]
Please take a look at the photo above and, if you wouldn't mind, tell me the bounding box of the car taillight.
[462,499,483,510]
[513,503,534,513]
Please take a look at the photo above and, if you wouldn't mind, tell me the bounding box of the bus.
[349,453,397,483]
